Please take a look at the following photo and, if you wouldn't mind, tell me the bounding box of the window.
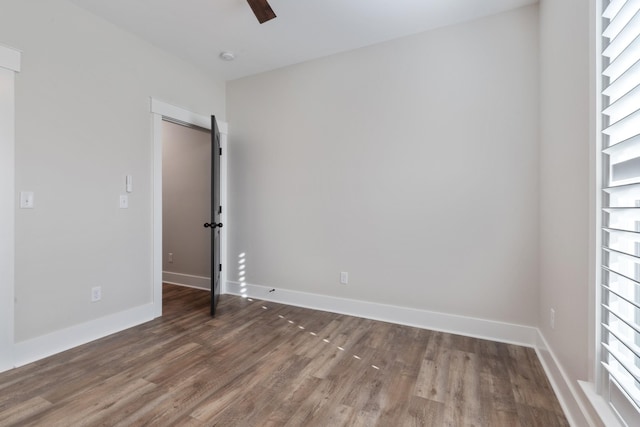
[600,0,640,424]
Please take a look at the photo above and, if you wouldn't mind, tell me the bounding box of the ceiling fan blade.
[246,0,277,24]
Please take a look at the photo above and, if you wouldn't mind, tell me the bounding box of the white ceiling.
[70,0,537,81]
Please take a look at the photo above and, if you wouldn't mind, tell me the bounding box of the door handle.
[204,222,223,229]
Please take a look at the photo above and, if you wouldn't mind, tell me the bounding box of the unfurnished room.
[0,0,636,425]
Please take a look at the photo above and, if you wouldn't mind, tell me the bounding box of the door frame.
[0,44,21,373]
[150,98,228,317]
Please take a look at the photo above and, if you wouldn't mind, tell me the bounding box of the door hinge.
[219,264,222,272]
[218,206,222,214]
[219,147,222,156]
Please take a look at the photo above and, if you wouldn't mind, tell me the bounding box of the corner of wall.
[535,330,601,427]
[226,280,538,348]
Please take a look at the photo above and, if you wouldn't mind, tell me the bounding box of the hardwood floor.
[0,284,568,426]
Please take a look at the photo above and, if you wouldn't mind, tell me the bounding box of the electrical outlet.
[20,191,35,209]
[340,272,348,285]
[550,308,555,330]
[91,286,102,302]
[168,252,173,263]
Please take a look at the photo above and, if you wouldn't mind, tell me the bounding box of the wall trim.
[14,303,155,368]
[151,98,210,129]
[0,43,20,373]
[535,331,600,427]
[162,271,210,290]
[5,272,609,427]
[579,381,624,427]
[225,281,538,347]
[225,280,610,425]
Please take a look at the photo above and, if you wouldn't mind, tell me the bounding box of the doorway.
[150,99,228,318]
[161,120,212,293]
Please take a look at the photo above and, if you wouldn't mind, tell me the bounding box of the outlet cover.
[340,272,348,284]
[20,191,34,209]
[91,286,102,302]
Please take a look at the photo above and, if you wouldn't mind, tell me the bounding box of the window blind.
[601,0,640,423]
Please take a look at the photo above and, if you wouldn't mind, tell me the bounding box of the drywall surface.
[162,121,211,279]
[227,6,540,326]
[538,0,590,392]
[0,0,225,341]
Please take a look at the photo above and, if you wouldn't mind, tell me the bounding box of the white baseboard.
[14,302,156,367]
[225,280,605,426]
[225,281,538,347]
[535,331,599,427]
[7,278,601,427]
[163,271,210,290]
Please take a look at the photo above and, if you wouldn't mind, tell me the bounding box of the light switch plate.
[119,195,128,209]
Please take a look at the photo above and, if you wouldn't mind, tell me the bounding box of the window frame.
[593,0,640,425]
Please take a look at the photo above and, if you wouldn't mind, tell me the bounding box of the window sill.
[578,381,624,427]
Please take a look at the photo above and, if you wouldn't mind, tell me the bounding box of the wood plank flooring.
[0,284,568,426]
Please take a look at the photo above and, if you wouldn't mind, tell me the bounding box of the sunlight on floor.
[254,301,383,373]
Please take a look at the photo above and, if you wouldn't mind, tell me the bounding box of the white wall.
[0,1,608,421]
[538,0,597,424]
[0,0,225,342]
[538,0,590,392]
[162,121,211,282]
[227,6,540,326]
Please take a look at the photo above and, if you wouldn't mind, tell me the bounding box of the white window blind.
[601,0,640,423]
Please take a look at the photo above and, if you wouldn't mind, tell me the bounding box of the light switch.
[119,195,128,209]
[20,192,34,209]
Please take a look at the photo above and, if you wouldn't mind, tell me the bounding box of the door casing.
[0,45,20,373]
